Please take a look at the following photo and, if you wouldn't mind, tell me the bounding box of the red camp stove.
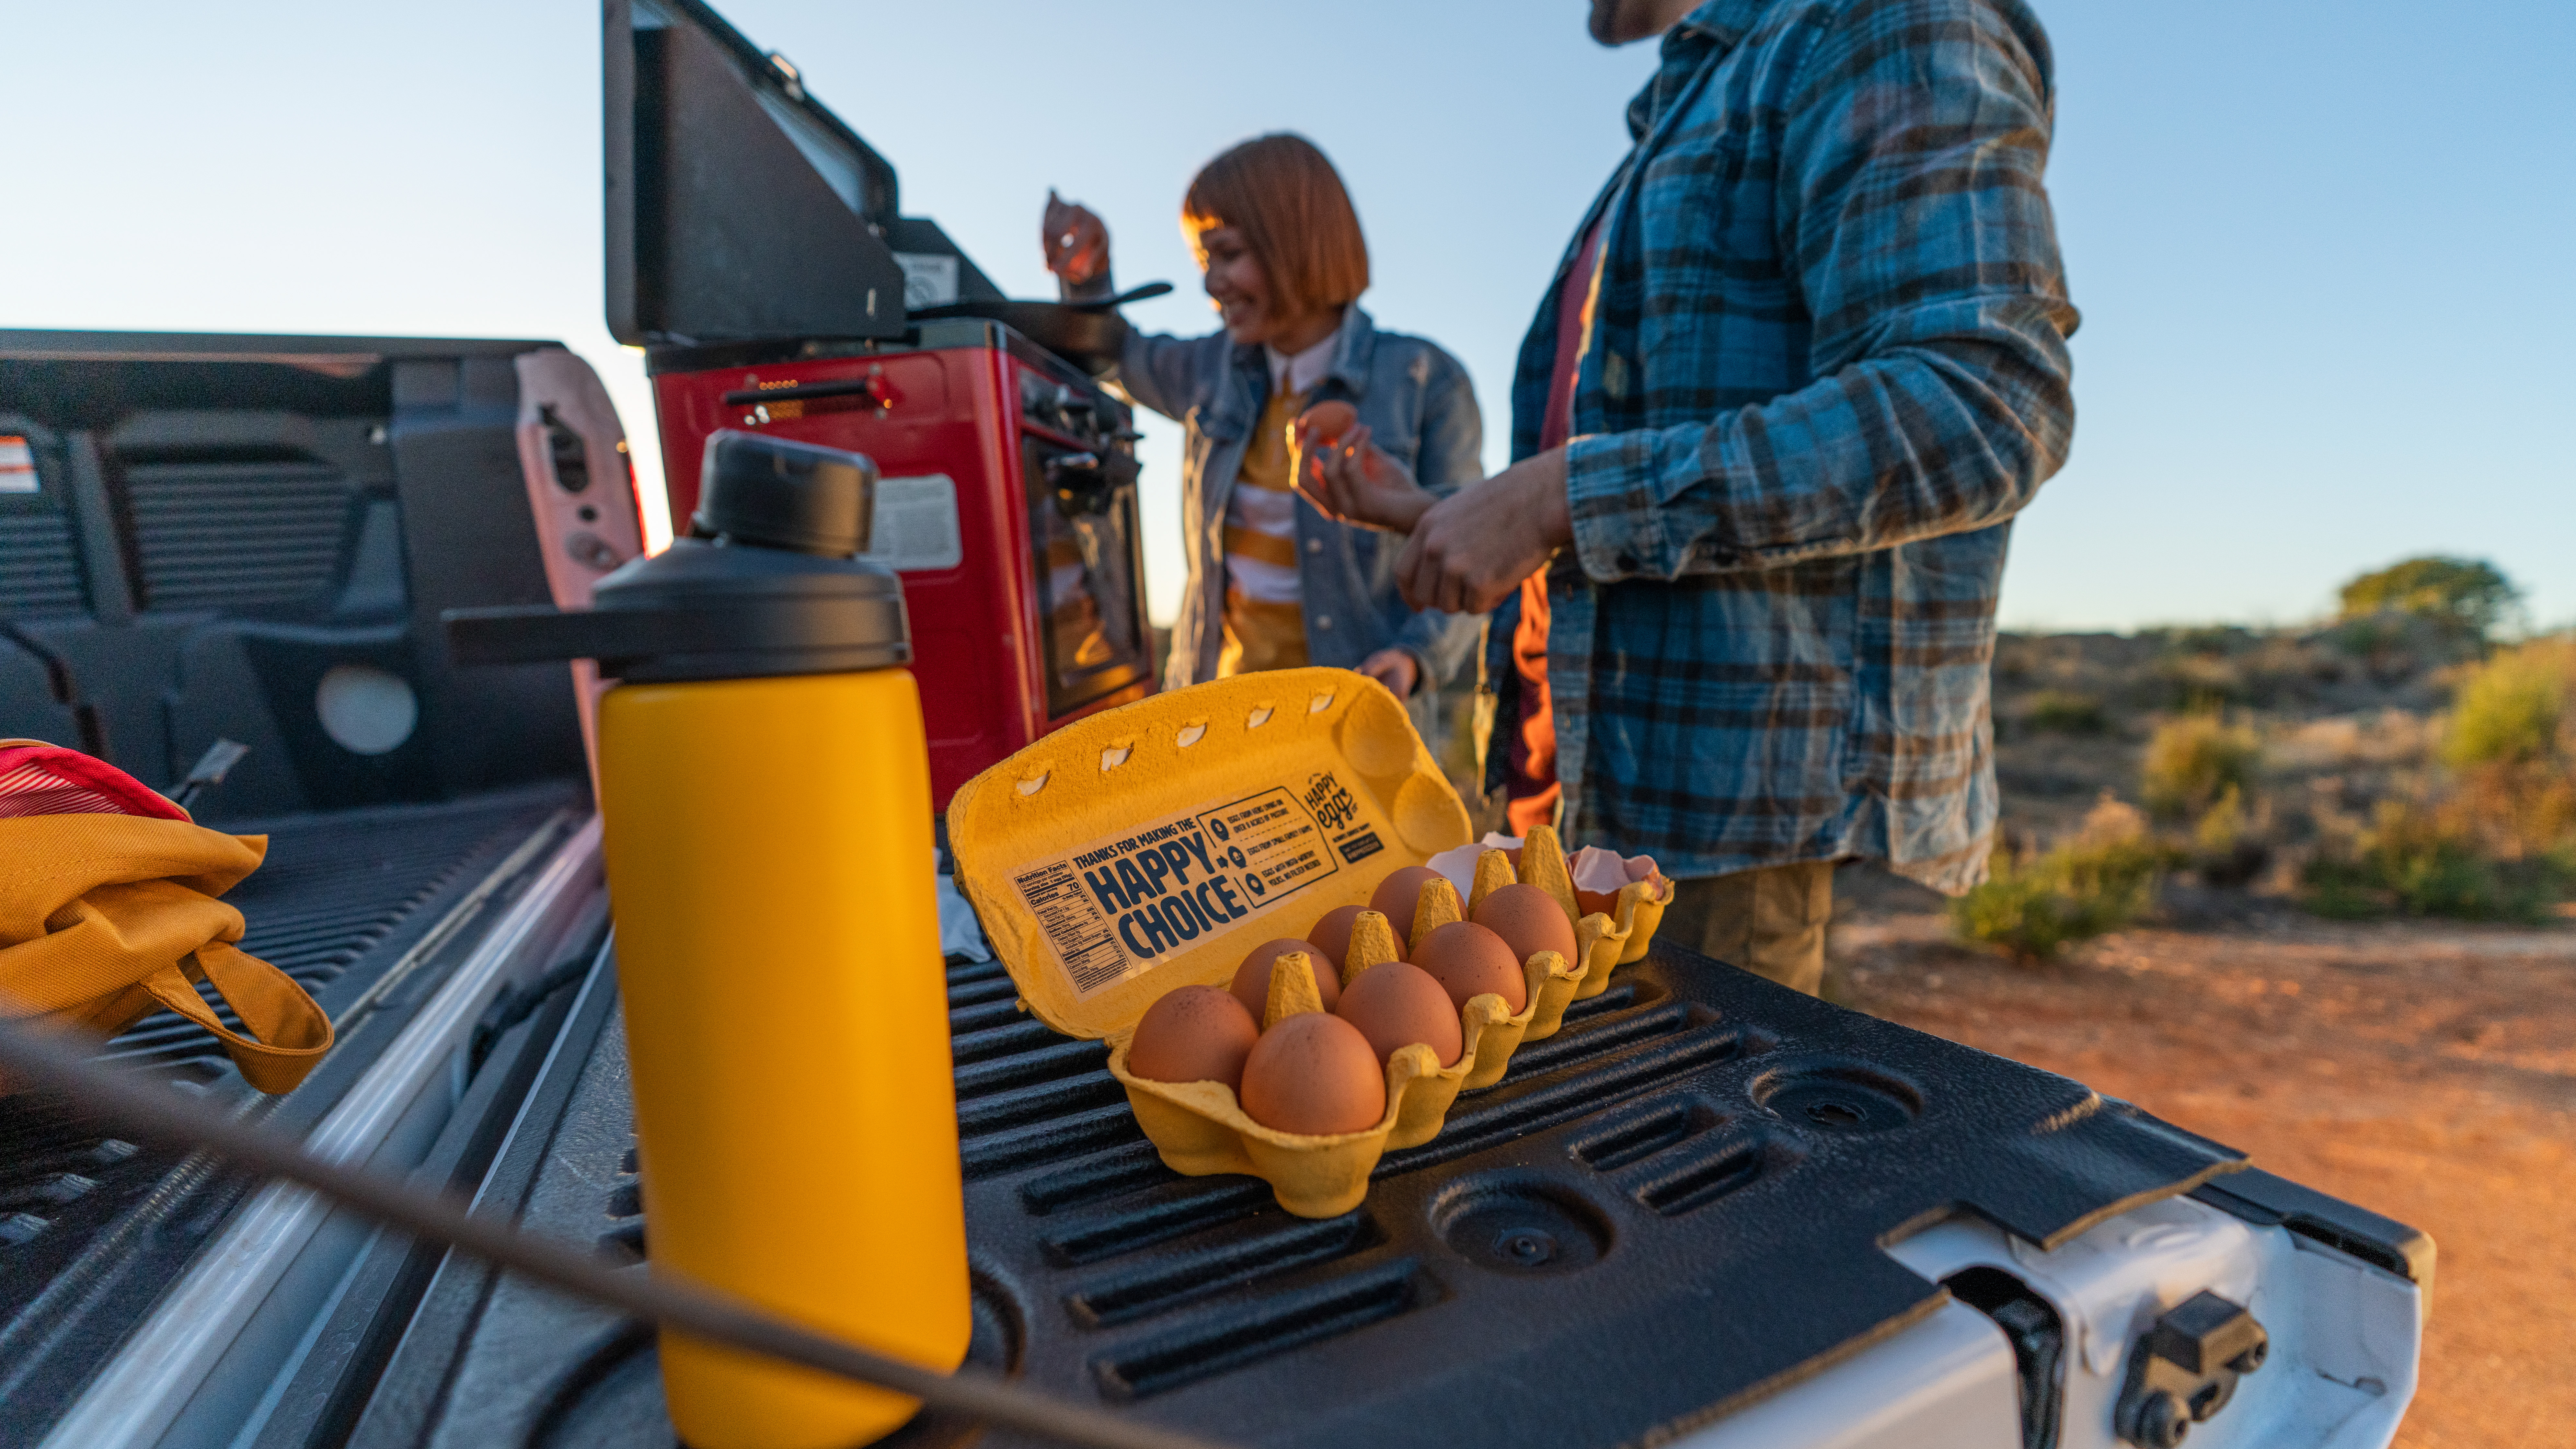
[605,0,1153,805]
[644,333,1150,803]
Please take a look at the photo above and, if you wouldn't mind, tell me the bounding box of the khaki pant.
[1660,861,1834,996]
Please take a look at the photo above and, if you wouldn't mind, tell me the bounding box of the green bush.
[2189,784,2270,887]
[2444,639,2574,769]
[2140,715,2261,820]
[2025,690,2109,735]
[2302,800,2568,922]
[2337,557,2521,640]
[1952,799,2164,959]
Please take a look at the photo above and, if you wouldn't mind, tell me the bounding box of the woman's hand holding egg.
[1292,409,1440,537]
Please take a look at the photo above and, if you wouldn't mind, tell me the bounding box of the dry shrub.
[2442,638,2576,867]
[2141,715,2262,820]
[2444,639,2574,770]
[2304,644,2576,919]
[2302,799,2568,923]
[2190,783,2271,886]
[2025,690,2109,735]
[1952,797,2165,959]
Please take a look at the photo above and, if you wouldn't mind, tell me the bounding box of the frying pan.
[908,282,1174,375]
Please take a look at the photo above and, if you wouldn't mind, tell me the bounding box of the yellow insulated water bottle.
[447,430,969,1449]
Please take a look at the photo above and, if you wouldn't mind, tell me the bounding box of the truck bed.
[0,786,586,1434]
[322,929,2420,1449]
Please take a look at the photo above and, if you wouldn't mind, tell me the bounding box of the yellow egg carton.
[947,668,1662,1217]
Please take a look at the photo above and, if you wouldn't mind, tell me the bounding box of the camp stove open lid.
[604,0,1006,350]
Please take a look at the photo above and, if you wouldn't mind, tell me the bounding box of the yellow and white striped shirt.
[1216,331,1336,677]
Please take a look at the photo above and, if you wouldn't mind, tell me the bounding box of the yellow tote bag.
[0,739,331,1094]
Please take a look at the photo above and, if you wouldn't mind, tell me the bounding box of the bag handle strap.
[140,944,333,1094]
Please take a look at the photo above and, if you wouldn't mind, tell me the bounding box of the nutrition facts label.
[1009,861,1131,995]
[1010,776,1356,1000]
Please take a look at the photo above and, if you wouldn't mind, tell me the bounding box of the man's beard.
[1587,0,1626,44]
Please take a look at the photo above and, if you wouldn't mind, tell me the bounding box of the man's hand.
[1294,422,1438,535]
[1357,648,1421,699]
[1041,190,1108,287]
[1397,447,1574,615]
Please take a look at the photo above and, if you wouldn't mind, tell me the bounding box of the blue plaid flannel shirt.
[1493,0,2078,894]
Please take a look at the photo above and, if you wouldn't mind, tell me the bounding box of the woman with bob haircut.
[1042,132,1481,711]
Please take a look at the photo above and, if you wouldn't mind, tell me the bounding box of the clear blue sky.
[4,1,2568,632]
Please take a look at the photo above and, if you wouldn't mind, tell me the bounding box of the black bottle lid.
[692,430,871,556]
[443,431,908,683]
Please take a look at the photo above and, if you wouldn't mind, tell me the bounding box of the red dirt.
[1831,883,2576,1448]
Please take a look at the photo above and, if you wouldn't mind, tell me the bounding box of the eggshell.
[1411,920,1527,1014]
[1335,959,1463,1067]
[1304,905,1364,972]
[1573,849,1670,918]
[1368,866,1448,946]
[1126,985,1261,1092]
[1293,399,1358,448]
[1238,1012,1386,1136]
[1471,882,1577,965]
[1232,938,1341,1021]
[1426,832,1525,895]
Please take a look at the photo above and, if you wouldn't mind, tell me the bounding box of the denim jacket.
[1070,293,1484,700]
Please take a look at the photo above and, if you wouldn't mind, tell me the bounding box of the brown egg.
[1294,399,1358,448]
[1369,866,1448,945]
[1305,904,1364,972]
[1125,985,1260,1091]
[1574,886,1619,919]
[1336,959,1463,1067]
[1473,882,1577,965]
[1410,920,1527,1014]
[1238,1012,1386,1136]
[1230,938,1340,1021]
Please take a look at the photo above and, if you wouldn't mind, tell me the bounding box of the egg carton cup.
[1104,897,1577,1219]
[1465,826,1672,995]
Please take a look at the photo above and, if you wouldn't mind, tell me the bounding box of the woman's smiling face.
[1198,225,1287,345]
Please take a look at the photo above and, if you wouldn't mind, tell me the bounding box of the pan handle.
[1063,282,1174,312]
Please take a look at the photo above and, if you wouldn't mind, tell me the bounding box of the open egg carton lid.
[947,667,1470,1041]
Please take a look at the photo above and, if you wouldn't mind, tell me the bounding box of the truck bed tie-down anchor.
[2116,1290,2269,1446]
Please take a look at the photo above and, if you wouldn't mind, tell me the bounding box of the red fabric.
[1504,219,1604,833]
[0,741,189,822]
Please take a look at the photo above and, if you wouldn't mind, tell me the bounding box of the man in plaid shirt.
[1303,0,2076,992]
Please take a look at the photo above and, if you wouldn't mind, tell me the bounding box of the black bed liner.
[344,936,2240,1449]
